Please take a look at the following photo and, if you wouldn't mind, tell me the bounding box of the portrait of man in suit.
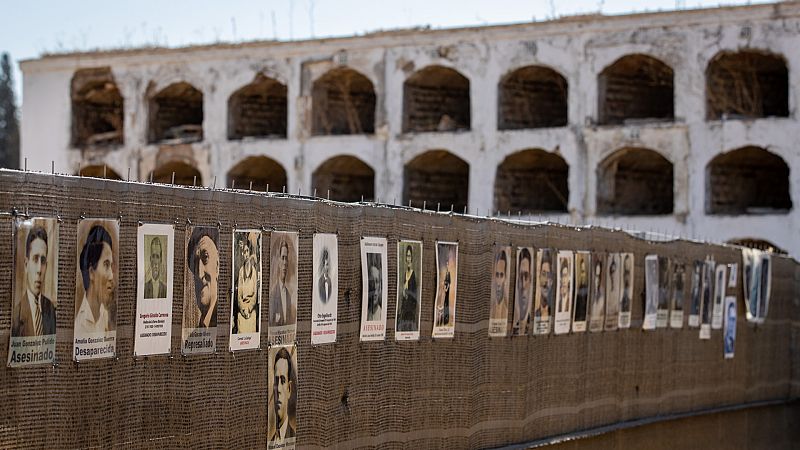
[270,238,296,327]
[144,235,167,299]
[12,224,56,337]
[269,346,297,444]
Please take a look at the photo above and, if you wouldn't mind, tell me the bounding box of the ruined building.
[19,2,800,257]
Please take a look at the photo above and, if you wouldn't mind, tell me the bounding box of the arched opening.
[150,161,202,187]
[227,156,287,192]
[727,238,787,255]
[597,147,673,215]
[706,146,791,215]
[403,66,470,133]
[598,54,674,125]
[71,68,124,148]
[312,155,374,202]
[498,66,568,130]
[404,150,469,211]
[312,68,375,135]
[495,149,568,214]
[706,50,789,120]
[148,82,203,144]
[77,165,122,180]
[228,74,287,140]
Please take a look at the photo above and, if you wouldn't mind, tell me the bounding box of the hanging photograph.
[182,226,220,355]
[134,223,174,357]
[643,255,658,331]
[572,251,590,333]
[669,262,685,329]
[742,248,756,320]
[268,344,298,449]
[8,217,58,367]
[230,229,262,351]
[727,263,738,289]
[360,236,387,341]
[604,253,620,331]
[711,263,727,330]
[74,218,119,361]
[618,253,634,329]
[396,240,422,341]
[656,256,671,328]
[699,259,714,340]
[756,252,772,323]
[488,245,511,338]
[723,296,737,359]
[533,248,554,335]
[433,241,458,338]
[688,260,703,328]
[588,252,606,333]
[512,247,534,336]
[312,233,339,344]
[269,231,299,346]
[553,250,573,335]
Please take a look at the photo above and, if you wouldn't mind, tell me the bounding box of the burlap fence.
[0,170,797,449]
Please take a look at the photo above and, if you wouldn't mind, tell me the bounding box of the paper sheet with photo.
[588,252,606,333]
[533,248,554,335]
[432,241,458,338]
[396,240,422,341]
[268,344,298,449]
[8,217,58,367]
[572,251,590,333]
[488,245,510,338]
[134,223,174,356]
[711,263,727,330]
[699,259,714,340]
[512,247,534,336]
[229,229,262,351]
[723,295,737,359]
[312,233,338,344]
[656,256,670,328]
[269,231,298,346]
[688,260,703,328]
[618,253,634,329]
[743,249,771,324]
[669,261,685,329]
[643,255,658,331]
[182,226,220,355]
[360,237,387,341]
[604,253,620,331]
[554,250,573,335]
[74,218,120,361]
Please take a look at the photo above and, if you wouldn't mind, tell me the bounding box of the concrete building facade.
[19,2,800,257]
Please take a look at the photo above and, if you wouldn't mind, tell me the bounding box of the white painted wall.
[19,3,800,257]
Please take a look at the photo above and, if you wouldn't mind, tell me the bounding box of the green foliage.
[0,52,20,169]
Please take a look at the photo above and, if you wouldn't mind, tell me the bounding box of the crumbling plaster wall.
[19,3,800,257]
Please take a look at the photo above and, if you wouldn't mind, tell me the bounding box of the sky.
[1,0,773,104]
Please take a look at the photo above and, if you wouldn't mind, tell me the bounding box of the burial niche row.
[706,146,791,215]
[71,68,124,148]
[596,147,673,215]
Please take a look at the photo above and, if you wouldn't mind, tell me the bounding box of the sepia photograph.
[360,236,387,341]
[512,247,533,336]
[572,251,590,333]
[588,252,606,333]
[270,231,299,345]
[711,263,726,330]
[643,255,658,331]
[433,241,458,338]
[723,295,737,359]
[488,245,511,338]
[9,217,58,367]
[134,223,174,357]
[554,250,573,335]
[604,253,620,331]
[688,260,703,328]
[618,253,634,329]
[312,233,339,344]
[396,240,422,341]
[230,229,262,351]
[656,256,671,328]
[533,248,554,335]
[74,218,119,361]
[699,259,714,340]
[669,262,685,329]
[268,344,298,449]
[182,226,220,355]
